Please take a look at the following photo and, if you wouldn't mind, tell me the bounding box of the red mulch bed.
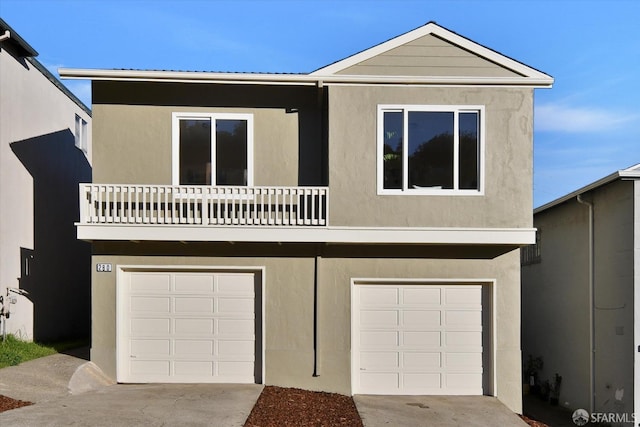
[0,394,33,413]
[520,414,550,427]
[244,386,363,427]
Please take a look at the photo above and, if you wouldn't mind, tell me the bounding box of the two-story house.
[0,18,92,342]
[61,22,552,413]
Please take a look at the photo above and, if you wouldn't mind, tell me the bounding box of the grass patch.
[0,335,57,369]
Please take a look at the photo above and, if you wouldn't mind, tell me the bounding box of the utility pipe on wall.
[577,194,595,413]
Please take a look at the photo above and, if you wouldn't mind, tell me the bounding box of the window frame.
[376,104,485,196]
[74,114,88,153]
[171,112,254,186]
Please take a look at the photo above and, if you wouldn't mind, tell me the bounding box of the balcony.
[79,184,328,228]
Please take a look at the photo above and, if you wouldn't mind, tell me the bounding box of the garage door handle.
[360,368,366,371]
[130,355,137,358]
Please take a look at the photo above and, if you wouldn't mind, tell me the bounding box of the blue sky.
[2,0,639,207]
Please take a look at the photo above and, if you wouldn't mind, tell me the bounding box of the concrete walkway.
[355,395,528,427]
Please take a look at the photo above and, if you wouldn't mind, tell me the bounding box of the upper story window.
[74,114,88,153]
[172,113,253,186]
[377,105,484,195]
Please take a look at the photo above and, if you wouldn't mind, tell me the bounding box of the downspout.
[313,248,321,377]
[0,30,10,42]
[577,194,595,413]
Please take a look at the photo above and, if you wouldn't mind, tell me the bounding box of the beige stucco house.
[0,18,92,341]
[61,22,552,413]
[522,164,640,422]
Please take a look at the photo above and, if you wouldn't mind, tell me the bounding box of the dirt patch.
[0,394,33,413]
[244,386,363,427]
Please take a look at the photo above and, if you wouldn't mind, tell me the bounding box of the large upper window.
[378,105,484,195]
[172,113,253,186]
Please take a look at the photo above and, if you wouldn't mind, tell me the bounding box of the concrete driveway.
[355,395,528,427]
[0,352,262,426]
[1,351,526,426]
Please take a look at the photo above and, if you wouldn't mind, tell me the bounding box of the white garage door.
[118,270,256,383]
[353,283,484,395]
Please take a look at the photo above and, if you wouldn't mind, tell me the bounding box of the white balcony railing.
[79,184,328,227]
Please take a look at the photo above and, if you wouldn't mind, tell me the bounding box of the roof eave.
[534,166,640,214]
[59,68,553,88]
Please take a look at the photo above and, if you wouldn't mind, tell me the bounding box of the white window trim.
[75,114,88,153]
[171,112,254,186]
[376,104,485,196]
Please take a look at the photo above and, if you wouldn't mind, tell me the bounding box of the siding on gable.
[336,34,523,77]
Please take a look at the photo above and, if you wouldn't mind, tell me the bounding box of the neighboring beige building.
[61,22,552,413]
[522,165,640,422]
[0,18,92,341]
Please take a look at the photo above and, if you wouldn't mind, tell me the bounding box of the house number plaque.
[96,263,112,272]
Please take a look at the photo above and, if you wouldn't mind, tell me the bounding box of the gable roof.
[311,21,552,82]
[60,22,553,88]
[534,163,640,214]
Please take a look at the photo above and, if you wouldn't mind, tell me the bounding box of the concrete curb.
[68,362,116,395]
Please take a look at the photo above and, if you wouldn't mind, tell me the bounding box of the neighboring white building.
[0,18,92,341]
[522,164,640,423]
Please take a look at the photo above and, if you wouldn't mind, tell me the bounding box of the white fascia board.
[310,22,554,84]
[77,224,535,245]
[59,68,552,88]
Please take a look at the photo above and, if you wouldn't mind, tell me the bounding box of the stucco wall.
[327,85,534,228]
[92,81,324,186]
[0,45,92,340]
[90,242,523,413]
[522,179,635,415]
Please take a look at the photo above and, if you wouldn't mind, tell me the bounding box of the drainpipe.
[313,248,321,377]
[577,194,595,413]
[0,30,10,42]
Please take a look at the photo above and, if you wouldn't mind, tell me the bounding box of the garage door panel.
[402,310,440,327]
[217,298,254,313]
[175,318,214,335]
[131,318,171,335]
[355,283,487,395]
[218,361,254,376]
[403,373,441,389]
[402,288,441,305]
[130,273,171,292]
[218,319,254,335]
[174,297,214,313]
[360,330,398,347]
[445,287,482,305]
[174,361,213,375]
[445,310,481,326]
[360,310,398,328]
[445,352,482,369]
[174,274,214,293]
[130,360,170,375]
[217,274,254,293]
[360,351,399,369]
[403,352,441,369]
[445,330,482,346]
[360,372,399,391]
[360,287,398,305]
[174,340,213,356]
[131,339,171,356]
[131,297,170,313]
[403,331,440,347]
[218,340,254,356]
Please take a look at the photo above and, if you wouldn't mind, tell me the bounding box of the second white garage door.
[353,283,486,395]
[118,270,257,383]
